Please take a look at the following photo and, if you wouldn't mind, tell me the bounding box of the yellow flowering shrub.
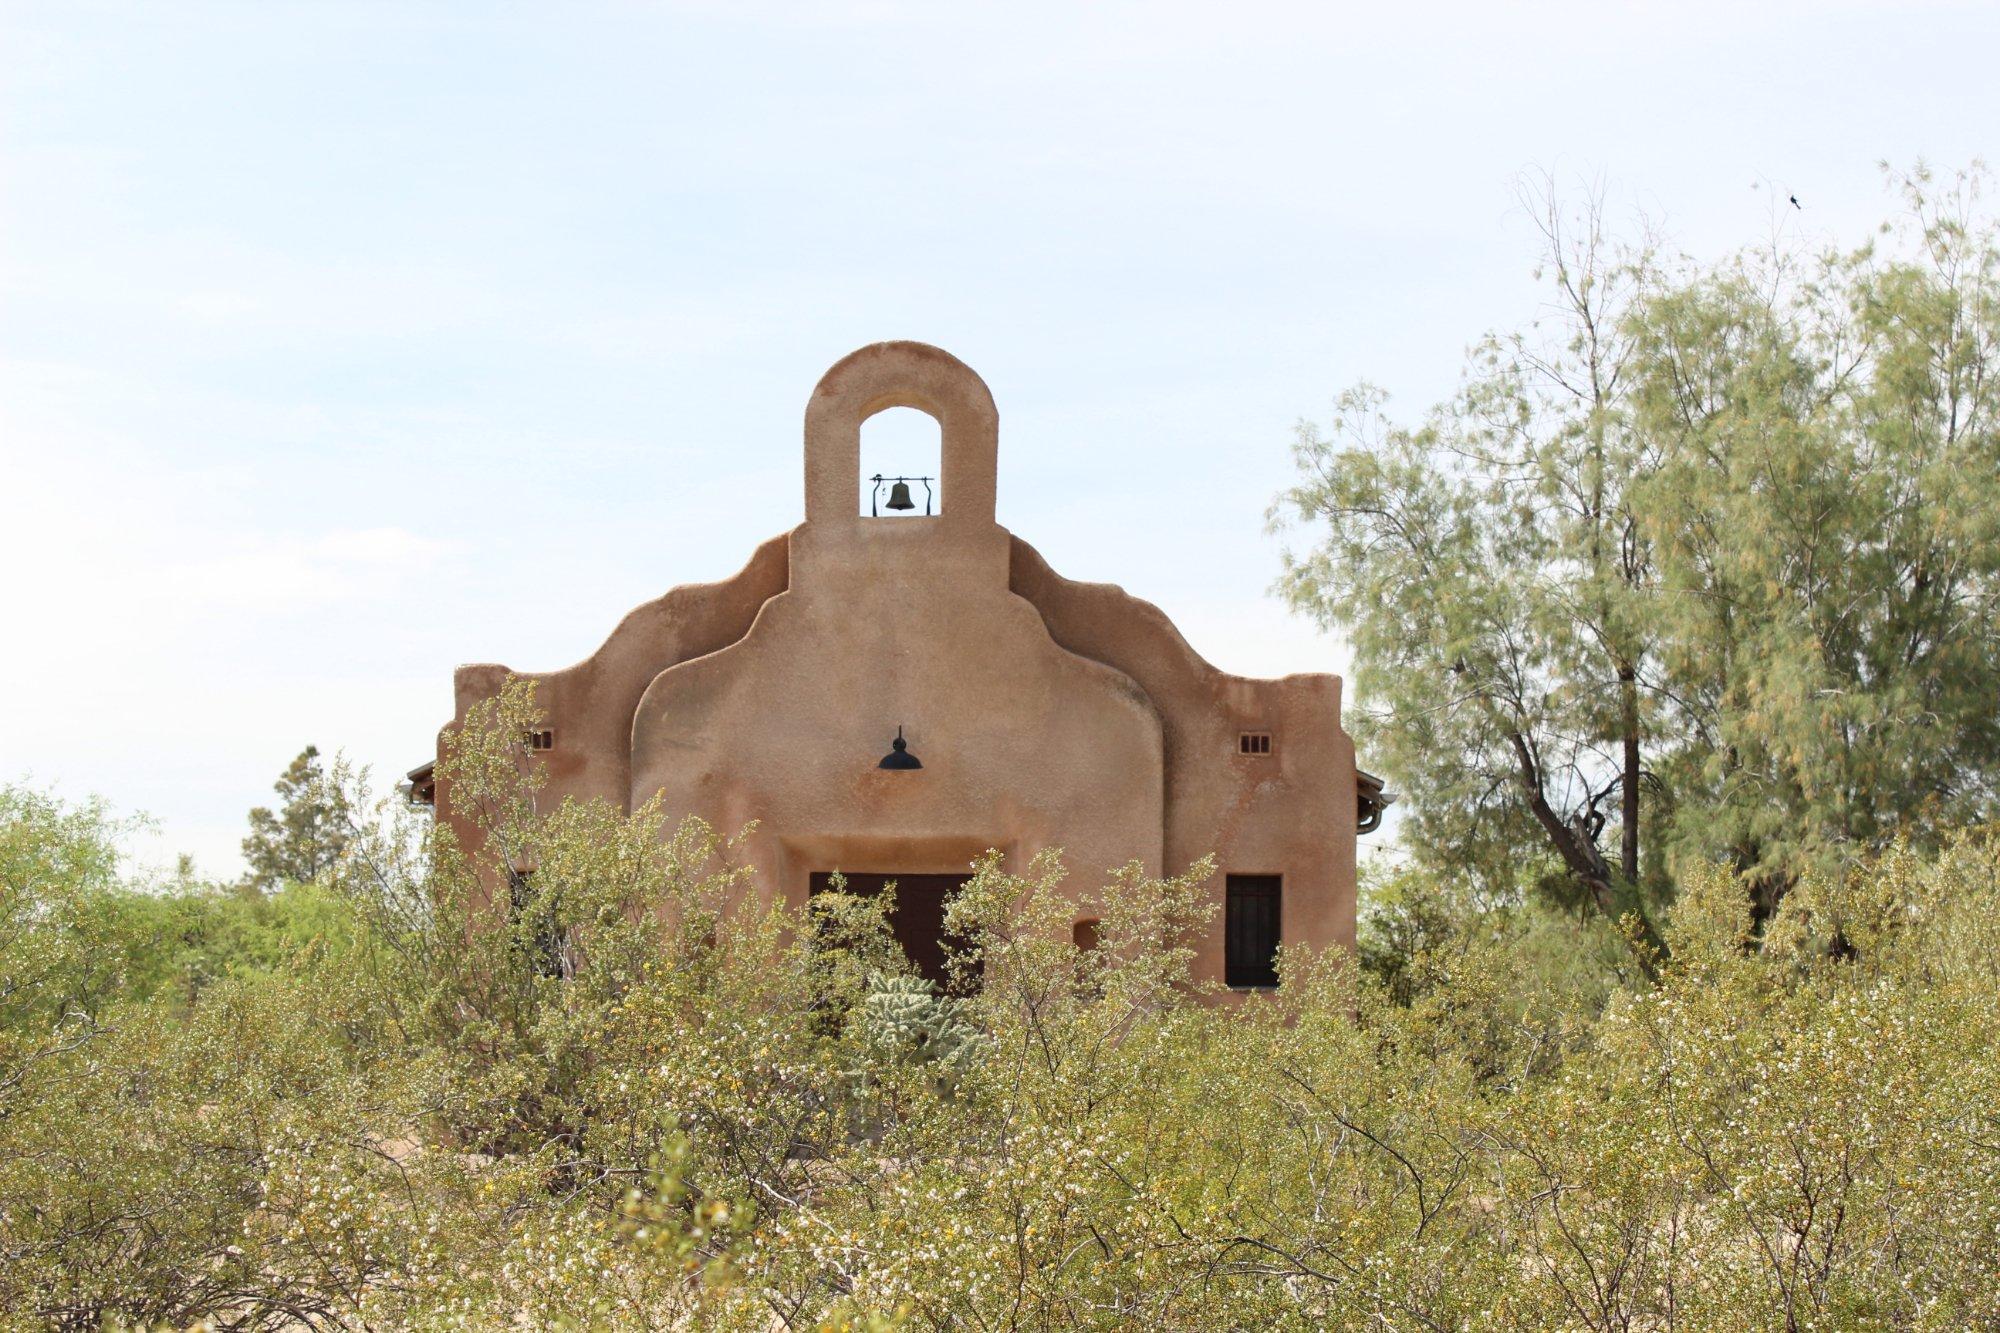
[2,694,1996,1328]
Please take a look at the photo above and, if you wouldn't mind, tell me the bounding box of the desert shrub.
[3,710,1998,1328]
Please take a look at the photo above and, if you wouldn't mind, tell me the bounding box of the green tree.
[1272,165,2000,947]
[1271,176,1668,962]
[0,785,129,1105]
[239,743,353,893]
[1628,164,2000,917]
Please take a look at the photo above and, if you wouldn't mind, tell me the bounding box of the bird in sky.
[1790,194,1802,209]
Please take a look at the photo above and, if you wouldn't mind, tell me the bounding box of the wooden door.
[808,871,974,990]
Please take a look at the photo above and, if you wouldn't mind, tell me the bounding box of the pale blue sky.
[4,0,1993,876]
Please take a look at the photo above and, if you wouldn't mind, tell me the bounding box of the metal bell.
[884,480,917,511]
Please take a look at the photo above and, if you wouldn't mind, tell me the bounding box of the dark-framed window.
[1225,874,1281,988]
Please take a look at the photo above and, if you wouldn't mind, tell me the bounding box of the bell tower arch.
[803,341,999,532]
[860,407,941,517]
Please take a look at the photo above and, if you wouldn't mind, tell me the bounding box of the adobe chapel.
[414,341,1385,990]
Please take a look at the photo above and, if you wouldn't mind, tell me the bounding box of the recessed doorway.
[809,871,974,989]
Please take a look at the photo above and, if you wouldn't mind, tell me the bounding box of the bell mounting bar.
[869,474,936,517]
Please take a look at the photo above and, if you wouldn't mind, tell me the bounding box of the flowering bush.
[2,693,1996,1328]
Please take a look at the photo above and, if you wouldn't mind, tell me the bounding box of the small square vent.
[1239,731,1273,756]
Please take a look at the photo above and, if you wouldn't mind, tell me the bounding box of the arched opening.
[859,406,942,517]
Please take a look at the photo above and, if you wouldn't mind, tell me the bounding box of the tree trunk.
[1509,729,1664,978]
[1620,663,1640,883]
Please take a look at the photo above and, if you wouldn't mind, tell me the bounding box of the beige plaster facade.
[425,342,1377,989]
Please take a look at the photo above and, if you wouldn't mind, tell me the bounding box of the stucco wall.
[1008,539,1358,973]
[436,342,1358,988]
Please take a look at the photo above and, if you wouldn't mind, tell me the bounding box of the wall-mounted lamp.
[1357,768,1396,835]
[870,474,935,517]
[878,725,923,770]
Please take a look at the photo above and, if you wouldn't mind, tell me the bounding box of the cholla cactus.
[857,971,988,1076]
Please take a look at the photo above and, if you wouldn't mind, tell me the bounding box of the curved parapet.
[627,534,1169,897]
[1009,533,1357,961]
[1008,534,1343,728]
[444,534,790,811]
[1010,536,1225,691]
